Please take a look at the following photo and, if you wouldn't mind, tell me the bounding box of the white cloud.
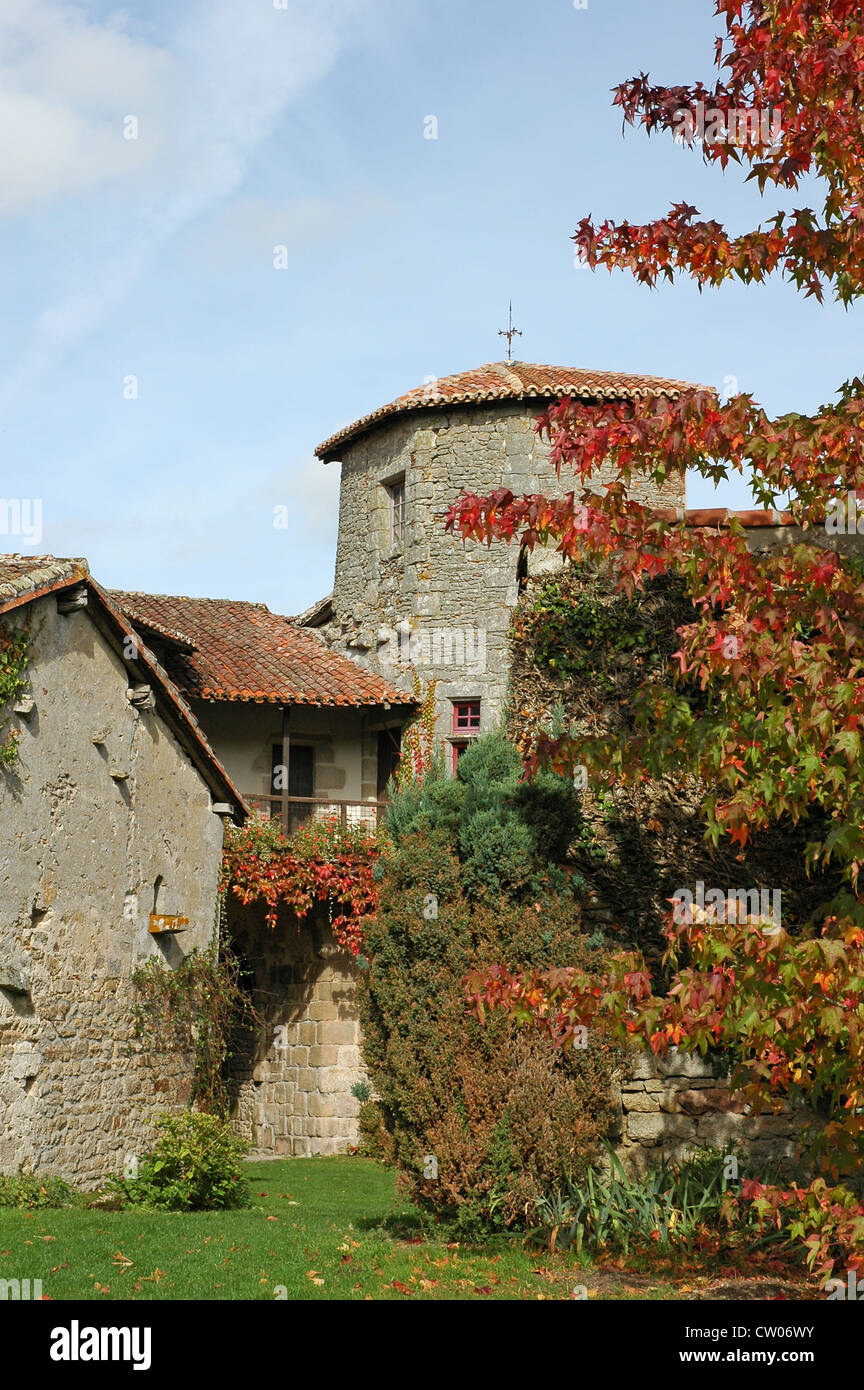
[0,0,177,216]
[0,0,369,412]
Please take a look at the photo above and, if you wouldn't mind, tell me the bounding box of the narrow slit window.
[387,477,406,547]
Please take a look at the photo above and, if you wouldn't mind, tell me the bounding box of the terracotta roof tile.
[316,360,713,459]
[111,590,416,708]
[0,554,89,610]
[656,507,796,527]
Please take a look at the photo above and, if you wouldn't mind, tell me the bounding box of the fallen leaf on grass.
[391,1281,413,1296]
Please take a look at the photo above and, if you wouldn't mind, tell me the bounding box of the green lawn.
[0,1157,601,1301]
[2,1156,806,1301]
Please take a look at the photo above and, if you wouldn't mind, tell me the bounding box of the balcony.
[243,793,387,835]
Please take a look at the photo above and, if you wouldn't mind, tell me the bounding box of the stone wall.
[222,913,812,1170]
[227,903,365,1156]
[0,594,225,1187]
[319,401,685,748]
[611,1048,809,1174]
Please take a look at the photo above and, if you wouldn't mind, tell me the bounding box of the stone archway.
[224,901,366,1156]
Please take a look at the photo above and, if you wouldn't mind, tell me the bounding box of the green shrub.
[111,1112,250,1211]
[358,830,618,1235]
[510,769,582,864]
[0,1169,75,1209]
[385,731,581,898]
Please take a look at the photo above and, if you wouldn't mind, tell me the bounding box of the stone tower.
[311,360,700,761]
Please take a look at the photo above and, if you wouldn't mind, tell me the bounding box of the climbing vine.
[0,617,30,768]
[395,672,438,786]
[132,942,259,1118]
[220,815,381,956]
[513,567,686,695]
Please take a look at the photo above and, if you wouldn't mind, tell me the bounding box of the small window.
[387,476,406,548]
[452,700,480,733]
[271,744,314,798]
[451,741,469,774]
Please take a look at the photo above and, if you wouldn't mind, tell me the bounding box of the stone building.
[310,360,703,760]
[109,589,416,1157]
[0,556,244,1186]
[111,589,415,830]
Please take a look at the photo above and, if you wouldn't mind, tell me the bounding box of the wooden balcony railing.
[243,793,387,835]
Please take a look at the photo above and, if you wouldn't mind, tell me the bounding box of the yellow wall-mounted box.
[148,913,189,935]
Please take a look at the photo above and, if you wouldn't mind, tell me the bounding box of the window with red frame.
[452,700,480,733]
[451,741,469,772]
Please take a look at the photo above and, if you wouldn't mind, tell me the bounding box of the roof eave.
[315,382,712,462]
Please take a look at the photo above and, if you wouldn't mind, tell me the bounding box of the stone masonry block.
[318,1068,356,1095]
[317,1021,356,1046]
[626,1112,666,1142]
[308,1046,339,1068]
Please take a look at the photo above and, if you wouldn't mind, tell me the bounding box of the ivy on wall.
[132,942,259,1118]
[508,566,844,958]
[394,672,438,787]
[0,617,30,768]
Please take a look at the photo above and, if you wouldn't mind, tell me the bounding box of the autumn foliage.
[220,815,380,956]
[450,1,864,1276]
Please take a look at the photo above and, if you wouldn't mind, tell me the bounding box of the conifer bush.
[358,756,617,1234]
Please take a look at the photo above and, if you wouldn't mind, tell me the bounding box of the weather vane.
[498,302,522,361]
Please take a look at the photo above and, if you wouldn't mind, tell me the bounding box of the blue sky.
[2,0,861,613]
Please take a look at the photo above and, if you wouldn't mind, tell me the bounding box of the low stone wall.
[610,1047,809,1174]
[227,904,366,1157]
[0,967,197,1188]
[225,902,814,1170]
